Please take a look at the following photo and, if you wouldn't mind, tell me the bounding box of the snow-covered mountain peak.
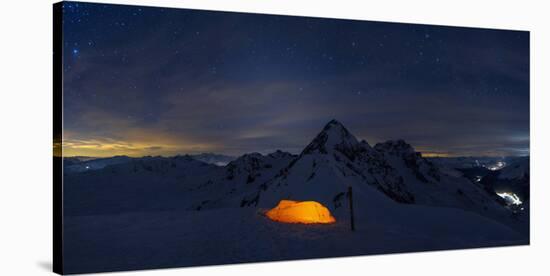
[323,119,354,138]
[239,152,264,160]
[190,153,236,166]
[302,119,361,156]
[225,153,264,171]
[374,139,416,157]
[267,150,295,159]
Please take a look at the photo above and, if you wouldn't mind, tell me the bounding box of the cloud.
[61,111,222,157]
[61,7,529,157]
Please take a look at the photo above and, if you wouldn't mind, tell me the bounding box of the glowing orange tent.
[266,200,336,224]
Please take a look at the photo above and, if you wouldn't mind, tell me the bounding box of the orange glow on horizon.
[266,200,336,224]
[59,137,219,158]
[420,152,451,158]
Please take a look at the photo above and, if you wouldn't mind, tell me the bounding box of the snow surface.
[190,153,236,166]
[64,207,524,274]
[62,120,529,273]
[64,156,132,173]
[498,157,529,180]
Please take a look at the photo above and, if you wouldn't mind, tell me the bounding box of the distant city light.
[487,161,506,171]
[85,165,90,169]
[496,192,523,205]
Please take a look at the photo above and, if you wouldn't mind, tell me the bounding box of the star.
[72,48,79,55]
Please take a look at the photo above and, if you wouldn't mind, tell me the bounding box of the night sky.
[61,2,529,158]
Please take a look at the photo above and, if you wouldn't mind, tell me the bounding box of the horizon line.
[56,151,530,159]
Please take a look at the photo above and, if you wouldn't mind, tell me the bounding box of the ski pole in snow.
[348,186,355,231]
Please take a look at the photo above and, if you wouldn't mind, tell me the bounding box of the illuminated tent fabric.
[266,200,336,224]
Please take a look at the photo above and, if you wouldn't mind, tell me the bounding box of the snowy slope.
[63,156,98,166]
[64,155,132,173]
[372,140,506,214]
[481,156,530,206]
[64,120,523,229]
[64,207,525,274]
[63,152,296,215]
[62,120,528,273]
[188,151,296,210]
[63,153,236,173]
[498,156,529,180]
[190,153,236,166]
[63,156,222,215]
[238,120,514,227]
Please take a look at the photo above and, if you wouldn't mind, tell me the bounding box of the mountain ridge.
[62,119,528,235]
